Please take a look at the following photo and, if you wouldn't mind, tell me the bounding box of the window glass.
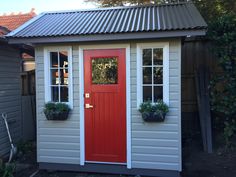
[60,69,68,85]
[153,67,163,84]
[51,69,59,85]
[60,86,68,102]
[143,67,152,84]
[92,57,118,84]
[142,48,163,102]
[51,86,59,102]
[154,86,163,101]
[143,86,152,101]
[143,49,152,65]
[59,51,68,68]
[153,48,163,65]
[49,51,70,103]
[51,52,58,68]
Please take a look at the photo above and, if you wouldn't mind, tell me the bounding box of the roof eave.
[7,29,207,44]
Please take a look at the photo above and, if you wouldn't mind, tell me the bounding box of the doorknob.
[85,103,93,109]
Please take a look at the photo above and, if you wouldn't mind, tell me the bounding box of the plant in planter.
[138,100,169,122]
[44,102,70,120]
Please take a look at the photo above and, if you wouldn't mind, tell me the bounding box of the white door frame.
[79,44,131,169]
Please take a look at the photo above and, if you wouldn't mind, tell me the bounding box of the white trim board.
[43,46,73,108]
[136,42,170,107]
[78,44,131,169]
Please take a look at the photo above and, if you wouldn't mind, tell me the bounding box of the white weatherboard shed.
[7,3,207,177]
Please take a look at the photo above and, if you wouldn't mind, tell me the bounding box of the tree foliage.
[85,0,189,7]
[84,0,236,23]
[208,13,236,146]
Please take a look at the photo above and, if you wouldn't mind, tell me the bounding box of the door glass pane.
[143,86,152,102]
[154,86,163,101]
[51,69,59,85]
[60,86,68,102]
[92,57,118,84]
[154,67,163,84]
[153,48,163,65]
[143,49,152,66]
[59,51,68,68]
[143,67,152,84]
[50,52,58,68]
[51,86,59,102]
[60,69,68,85]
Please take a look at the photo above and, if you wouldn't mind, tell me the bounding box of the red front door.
[84,49,126,163]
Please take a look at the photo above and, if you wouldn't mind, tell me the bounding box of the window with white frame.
[137,43,169,106]
[44,47,73,107]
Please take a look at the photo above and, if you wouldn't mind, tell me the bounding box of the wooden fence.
[21,70,36,141]
[21,70,35,95]
[181,38,218,138]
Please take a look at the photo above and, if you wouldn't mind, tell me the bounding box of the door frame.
[79,44,131,169]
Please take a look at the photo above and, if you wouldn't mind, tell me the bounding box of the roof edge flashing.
[8,29,206,44]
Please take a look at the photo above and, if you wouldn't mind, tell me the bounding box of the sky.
[0,0,97,15]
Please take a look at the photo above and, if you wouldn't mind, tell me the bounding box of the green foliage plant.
[0,160,15,177]
[44,102,70,120]
[139,100,169,114]
[208,13,236,147]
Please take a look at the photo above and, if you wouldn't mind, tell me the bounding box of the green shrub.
[208,13,236,147]
[0,160,15,177]
[139,100,169,114]
[44,102,70,113]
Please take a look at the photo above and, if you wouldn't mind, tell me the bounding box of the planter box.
[44,111,70,121]
[141,112,166,122]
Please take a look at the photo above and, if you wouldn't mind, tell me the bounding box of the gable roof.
[0,9,36,31]
[7,3,207,44]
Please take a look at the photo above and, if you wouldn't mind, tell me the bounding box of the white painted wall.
[35,39,181,171]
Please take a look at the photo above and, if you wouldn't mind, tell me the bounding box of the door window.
[92,57,118,84]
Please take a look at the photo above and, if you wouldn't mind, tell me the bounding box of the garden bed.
[182,135,236,177]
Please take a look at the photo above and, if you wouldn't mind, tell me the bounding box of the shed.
[0,10,35,158]
[0,37,22,158]
[7,3,207,177]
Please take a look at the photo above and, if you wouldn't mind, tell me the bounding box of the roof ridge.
[44,2,192,14]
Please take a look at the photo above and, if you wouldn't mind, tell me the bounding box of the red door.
[84,49,126,163]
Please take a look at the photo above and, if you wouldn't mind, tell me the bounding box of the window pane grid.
[143,84,163,86]
[143,65,163,67]
[50,67,68,70]
[142,47,163,102]
[50,51,69,103]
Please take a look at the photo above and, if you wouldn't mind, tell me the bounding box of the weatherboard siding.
[35,45,80,164]
[130,40,181,171]
[0,43,22,158]
[35,39,181,171]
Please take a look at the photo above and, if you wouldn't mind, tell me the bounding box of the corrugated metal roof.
[7,3,207,38]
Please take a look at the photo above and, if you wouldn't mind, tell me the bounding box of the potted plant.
[43,102,70,120]
[138,100,169,122]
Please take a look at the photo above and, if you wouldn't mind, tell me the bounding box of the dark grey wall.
[0,41,22,158]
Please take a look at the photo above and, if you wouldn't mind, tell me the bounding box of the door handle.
[85,103,93,109]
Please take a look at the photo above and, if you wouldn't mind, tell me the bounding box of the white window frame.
[44,46,73,108]
[137,42,169,107]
